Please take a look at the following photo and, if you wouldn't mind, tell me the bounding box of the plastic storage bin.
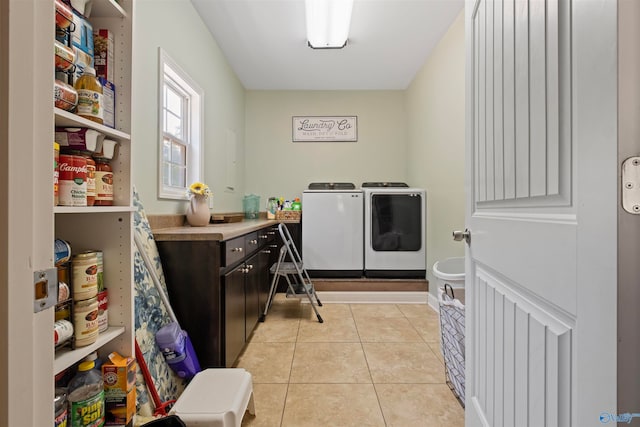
[438,284,465,406]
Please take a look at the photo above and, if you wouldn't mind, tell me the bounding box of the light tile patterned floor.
[236,294,465,427]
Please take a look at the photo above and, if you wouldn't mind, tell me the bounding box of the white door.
[464,0,618,426]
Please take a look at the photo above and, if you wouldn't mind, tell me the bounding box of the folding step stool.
[261,223,323,323]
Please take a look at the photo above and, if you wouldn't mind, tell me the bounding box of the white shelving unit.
[3,0,134,424]
[53,0,134,377]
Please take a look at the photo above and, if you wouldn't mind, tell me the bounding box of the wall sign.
[292,116,358,142]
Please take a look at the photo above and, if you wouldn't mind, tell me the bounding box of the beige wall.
[244,91,407,203]
[132,0,246,214]
[406,10,465,295]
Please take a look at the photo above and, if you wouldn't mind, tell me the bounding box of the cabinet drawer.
[245,232,260,253]
[258,226,277,244]
[224,236,245,267]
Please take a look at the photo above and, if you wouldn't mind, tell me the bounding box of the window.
[158,49,204,199]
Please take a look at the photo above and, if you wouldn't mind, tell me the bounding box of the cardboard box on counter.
[102,352,136,427]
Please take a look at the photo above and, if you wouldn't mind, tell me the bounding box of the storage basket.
[438,284,465,406]
[275,210,301,220]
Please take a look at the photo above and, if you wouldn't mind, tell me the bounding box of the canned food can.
[97,289,108,333]
[73,296,99,347]
[72,155,87,206]
[54,239,71,266]
[96,250,104,292]
[58,281,70,302]
[72,251,98,300]
[54,319,74,346]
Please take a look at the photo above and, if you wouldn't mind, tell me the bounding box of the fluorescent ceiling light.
[305,0,354,49]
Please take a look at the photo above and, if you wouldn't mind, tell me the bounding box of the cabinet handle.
[260,235,268,240]
[249,239,258,245]
[232,247,243,252]
[247,264,254,270]
[262,250,271,254]
[269,244,278,248]
[267,231,276,235]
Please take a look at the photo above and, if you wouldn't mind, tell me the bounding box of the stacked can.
[95,250,108,333]
[58,154,87,206]
[72,251,99,347]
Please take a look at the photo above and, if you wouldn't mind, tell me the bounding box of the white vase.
[186,195,210,227]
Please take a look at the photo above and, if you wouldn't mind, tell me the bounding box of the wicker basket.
[275,210,301,220]
[438,284,465,406]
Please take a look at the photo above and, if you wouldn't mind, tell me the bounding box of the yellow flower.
[188,182,212,198]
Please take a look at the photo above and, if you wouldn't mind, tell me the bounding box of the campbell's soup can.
[58,154,87,206]
[73,296,99,347]
[72,251,98,300]
[72,155,87,206]
[97,289,108,333]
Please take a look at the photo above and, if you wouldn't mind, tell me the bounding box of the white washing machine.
[362,182,426,278]
[302,183,363,277]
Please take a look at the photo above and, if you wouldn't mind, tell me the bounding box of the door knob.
[452,229,471,244]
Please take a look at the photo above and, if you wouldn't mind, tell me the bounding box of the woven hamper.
[438,284,465,406]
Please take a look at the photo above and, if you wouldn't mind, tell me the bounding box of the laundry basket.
[438,284,465,406]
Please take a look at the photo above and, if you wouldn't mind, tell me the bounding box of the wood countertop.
[152,219,299,242]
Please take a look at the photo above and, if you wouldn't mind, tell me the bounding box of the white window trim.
[158,48,205,200]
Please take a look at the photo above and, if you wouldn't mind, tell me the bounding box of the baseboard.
[311,291,429,304]
[427,292,440,313]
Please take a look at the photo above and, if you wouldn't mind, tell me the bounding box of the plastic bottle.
[75,67,104,125]
[68,360,105,427]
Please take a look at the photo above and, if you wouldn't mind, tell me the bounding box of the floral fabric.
[133,188,186,416]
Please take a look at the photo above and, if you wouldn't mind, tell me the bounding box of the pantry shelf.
[54,206,135,214]
[90,0,128,19]
[54,108,131,142]
[53,326,125,375]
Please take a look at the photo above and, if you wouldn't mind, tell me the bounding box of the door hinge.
[622,156,640,214]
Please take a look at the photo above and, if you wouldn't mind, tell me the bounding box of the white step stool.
[169,368,255,427]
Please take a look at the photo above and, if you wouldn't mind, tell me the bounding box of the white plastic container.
[432,257,465,288]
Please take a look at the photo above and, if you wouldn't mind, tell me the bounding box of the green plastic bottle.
[68,360,105,427]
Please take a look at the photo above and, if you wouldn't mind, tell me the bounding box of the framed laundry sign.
[292,116,358,142]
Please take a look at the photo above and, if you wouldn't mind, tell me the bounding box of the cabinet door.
[224,267,246,367]
[244,254,260,340]
[258,247,272,317]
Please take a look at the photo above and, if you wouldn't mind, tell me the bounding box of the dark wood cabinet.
[156,222,283,368]
[224,265,246,366]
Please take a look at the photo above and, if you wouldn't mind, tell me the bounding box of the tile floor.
[236,294,465,427]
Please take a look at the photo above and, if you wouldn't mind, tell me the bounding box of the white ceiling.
[190,0,464,90]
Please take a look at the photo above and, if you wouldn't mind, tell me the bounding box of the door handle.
[452,229,471,245]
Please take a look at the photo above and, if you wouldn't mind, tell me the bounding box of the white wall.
[132,0,246,214]
[406,11,465,295]
[244,91,407,203]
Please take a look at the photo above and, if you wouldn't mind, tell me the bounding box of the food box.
[99,77,115,128]
[104,387,135,427]
[72,46,93,82]
[71,10,94,58]
[102,352,136,427]
[102,352,136,393]
[94,29,114,82]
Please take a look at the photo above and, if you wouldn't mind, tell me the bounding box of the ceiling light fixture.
[305,0,354,49]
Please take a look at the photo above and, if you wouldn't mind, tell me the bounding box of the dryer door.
[371,193,422,251]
